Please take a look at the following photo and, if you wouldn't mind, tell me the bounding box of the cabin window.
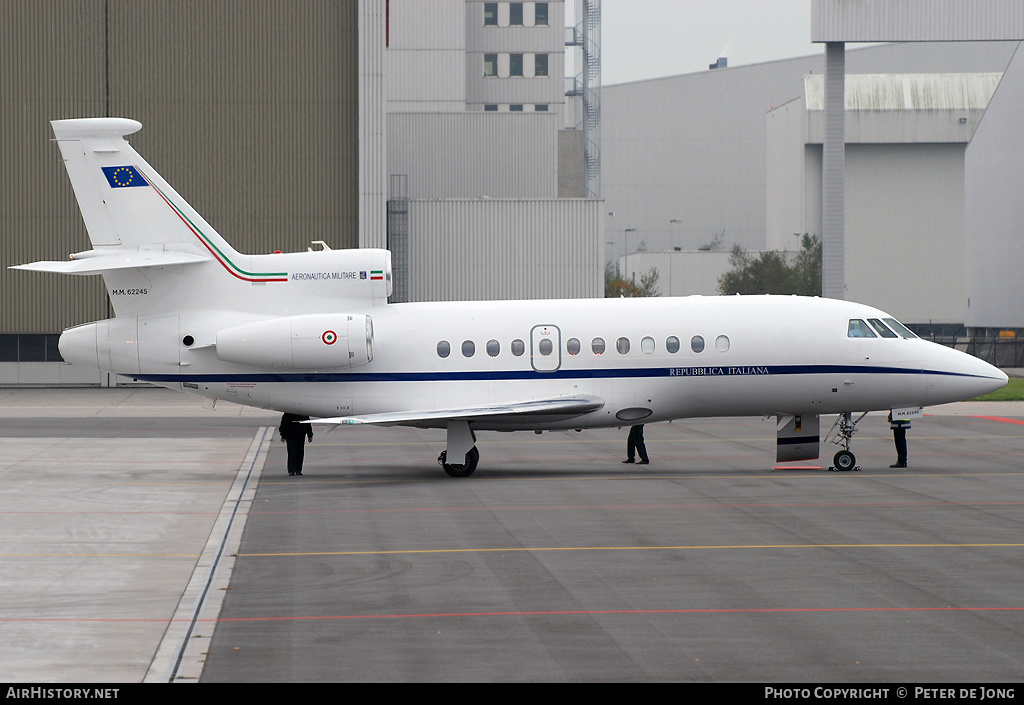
[868,319,898,339]
[437,341,451,358]
[666,336,680,354]
[567,338,581,355]
[616,337,630,354]
[883,318,917,339]
[462,340,476,357]
[847,320,877,338]
[716,335,730,352]
[487,339,501,356]
[641,336,655,354]
[539,339,553,356]
[592,337,605,355]
[691,335,705,353]
[511,339,526,356]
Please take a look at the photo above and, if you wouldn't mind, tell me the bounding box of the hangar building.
[604,41,1021,336]
[0,0,602,385]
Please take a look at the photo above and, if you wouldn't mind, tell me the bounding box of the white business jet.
[13,119,1008,476]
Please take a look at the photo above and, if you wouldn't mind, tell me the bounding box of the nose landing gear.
[827,411,867,472]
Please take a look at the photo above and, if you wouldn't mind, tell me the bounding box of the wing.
[312,395,605,427]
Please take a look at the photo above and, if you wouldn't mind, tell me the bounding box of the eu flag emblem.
[101,166,148,189]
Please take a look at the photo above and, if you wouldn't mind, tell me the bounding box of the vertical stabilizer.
[50,118,237,259]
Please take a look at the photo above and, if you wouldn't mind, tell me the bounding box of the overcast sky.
[589,0,821,85]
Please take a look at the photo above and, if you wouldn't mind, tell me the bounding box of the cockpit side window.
[883,318,918,339]
[847,319,877,338]
[868,318,898,338]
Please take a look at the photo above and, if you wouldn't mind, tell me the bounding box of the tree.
[605,261,661,297]
[717,234,822,296]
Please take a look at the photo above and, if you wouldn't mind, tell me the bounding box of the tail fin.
[49,118,236,258]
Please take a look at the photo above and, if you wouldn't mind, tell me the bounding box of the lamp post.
[624,228,636,284]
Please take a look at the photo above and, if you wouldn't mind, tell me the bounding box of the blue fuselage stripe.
[135,364,996,384]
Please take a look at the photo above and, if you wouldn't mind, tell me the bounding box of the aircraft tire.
[440,446,480,478]
[833,450,856,471]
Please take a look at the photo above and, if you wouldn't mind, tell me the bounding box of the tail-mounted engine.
[216,314,373,370]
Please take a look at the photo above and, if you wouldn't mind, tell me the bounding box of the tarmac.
[1,387,1022,682]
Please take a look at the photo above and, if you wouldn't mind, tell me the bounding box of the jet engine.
[216,314,373,370]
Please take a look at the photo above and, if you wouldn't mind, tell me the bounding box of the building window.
[484,54,497,77]
[534,54,548,77]
[509,2,524,25]
[535,104,549,111]
[535,2,549,25]
[484,2,498,25]
[510,104,524,111]
[0,333,64,362]
[484,104,499,111]
[509,53,523,77]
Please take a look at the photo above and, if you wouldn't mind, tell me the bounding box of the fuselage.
[60,293,1007,430]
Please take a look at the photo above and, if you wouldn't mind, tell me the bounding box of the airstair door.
[530,324,561,372]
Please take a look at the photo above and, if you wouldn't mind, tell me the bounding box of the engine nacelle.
[216,314,374,370]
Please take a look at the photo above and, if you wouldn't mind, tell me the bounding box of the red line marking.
[248,499,1024,516]
[968,416,1024,426]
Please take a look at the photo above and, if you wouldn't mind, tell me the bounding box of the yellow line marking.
[237,542,1024,558]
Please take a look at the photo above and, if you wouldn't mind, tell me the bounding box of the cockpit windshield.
[868,318,898,338]
[882,317,918,339]
[847,319,876,338]
[848,317,918,339]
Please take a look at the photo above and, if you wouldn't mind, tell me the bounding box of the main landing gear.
[438,446,480,477]
[438,420,479,477]
[826,411,868,472]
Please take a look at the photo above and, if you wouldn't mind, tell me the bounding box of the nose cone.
[924,343,1008,406]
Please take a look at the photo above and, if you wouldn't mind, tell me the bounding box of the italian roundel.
[322,330,337,345]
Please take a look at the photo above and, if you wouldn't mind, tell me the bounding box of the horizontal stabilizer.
[313,396,605,427]
[11,248,209,275]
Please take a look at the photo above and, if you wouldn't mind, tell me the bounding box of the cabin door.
[530,324,561,372]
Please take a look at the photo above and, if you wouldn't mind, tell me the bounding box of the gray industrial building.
[5,1,1024,385]
[604,40,1021,331]
[1,0,602,384]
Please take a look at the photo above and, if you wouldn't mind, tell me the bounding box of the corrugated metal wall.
[389,112,559,198]
[1,0,359,334]
[844,144,966,324]
[601,42,1017,306]
[407,199,603,301]
[812,0,1024,42]
[965,45,1024,329]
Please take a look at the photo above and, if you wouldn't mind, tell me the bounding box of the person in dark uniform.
[280,412,313,476]
[623,424,649,464]
[888,411,909,468]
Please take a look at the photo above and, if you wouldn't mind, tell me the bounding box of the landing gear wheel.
[438,446,480,478]
[832,449,857,472]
